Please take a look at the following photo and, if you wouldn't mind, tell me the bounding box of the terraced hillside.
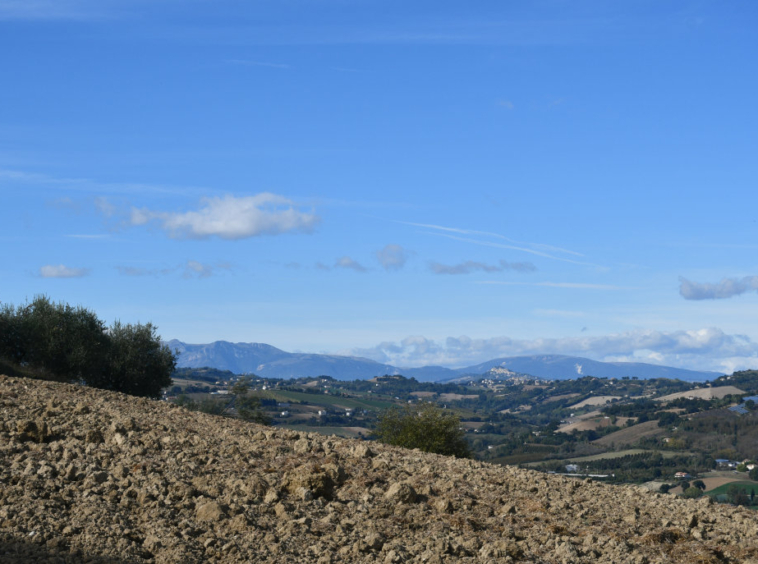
[1,375,757,563]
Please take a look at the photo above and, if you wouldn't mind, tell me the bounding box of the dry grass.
[569,395,621,409]
[558,416,634,434]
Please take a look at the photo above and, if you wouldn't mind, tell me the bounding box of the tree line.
[0,296,176,398]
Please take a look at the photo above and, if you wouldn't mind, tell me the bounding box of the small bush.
[373,403,471,458]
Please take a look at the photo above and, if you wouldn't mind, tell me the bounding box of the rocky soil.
[1,375,757,563]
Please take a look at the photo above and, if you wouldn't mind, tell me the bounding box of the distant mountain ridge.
[166,340,721,382]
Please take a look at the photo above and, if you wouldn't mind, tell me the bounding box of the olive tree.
[87,321,176,399]
[229,377,270,424]
[373,402,471,458]
[10,296,109,382]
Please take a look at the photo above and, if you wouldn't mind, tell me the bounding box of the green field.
[267,390,396,411]
[706,481,758,497]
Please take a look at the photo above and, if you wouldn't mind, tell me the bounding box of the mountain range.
[166,339,721,382]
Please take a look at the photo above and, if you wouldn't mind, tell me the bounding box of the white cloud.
[94,196,116,217]
[184,260,214,279]
[129,194,320,240]
[375,244,408,271]
[679,276,758,300]
[335,256,367,273]
[39,264,89,278]
[497,100,515,110]
[350,328,758,373]
[115,261,231,278]
[429,259,536,275]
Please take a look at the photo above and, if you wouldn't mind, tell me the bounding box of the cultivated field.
[655,386,745,402]
[569,395,621,409]
[438,393,479,401]
[268,390,395,411]
[541,393,580,404]
[558,416,634,434]
[592,420,665,448]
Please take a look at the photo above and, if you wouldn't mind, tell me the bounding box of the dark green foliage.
[715,370,758,393]
[727,484,751,506]
[749,467,758,481]
[230,378,270,424]
[174,378,270,424]
[682,486,702,499]
[0,297,176,399]
[86,321,176,399]
[658,411,679,427]
[659,484,671,493]
[373,403,471,458]
[171,367,238,384]
[1,296,109,383]
[692,479,706,490]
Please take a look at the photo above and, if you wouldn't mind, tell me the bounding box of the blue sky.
[2,0,758,373]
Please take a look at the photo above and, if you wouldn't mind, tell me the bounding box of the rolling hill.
[166,340,721,382]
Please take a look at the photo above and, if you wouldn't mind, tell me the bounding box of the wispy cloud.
[477,281,634,290]
[351,328,757,373]
[46,196,81,213]
[497,99,515,110]
[39,264,89,278]
[429,259,535,275]
[94,196,116,217]
[0,0,110,21]
[184,260,222,279]
[375,244,408,271]
[679,276,758,300]
[166,15,643,48]
[116,261,231,278]
[0,168,204,196]
[335,256,367,273]
[129,194,319,240]
[395,220,594,266]
[65,234,111,240]
[116,266,173,277]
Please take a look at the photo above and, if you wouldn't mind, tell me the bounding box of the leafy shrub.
[373,403,471,458]
[682,486,702,499]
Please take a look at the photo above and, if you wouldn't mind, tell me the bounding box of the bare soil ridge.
[1,375,756,563]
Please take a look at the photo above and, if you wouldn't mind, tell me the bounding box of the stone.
[196,502,227,522]
[384,482,417,504]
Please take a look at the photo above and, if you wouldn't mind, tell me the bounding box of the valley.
[168,366,758,505]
